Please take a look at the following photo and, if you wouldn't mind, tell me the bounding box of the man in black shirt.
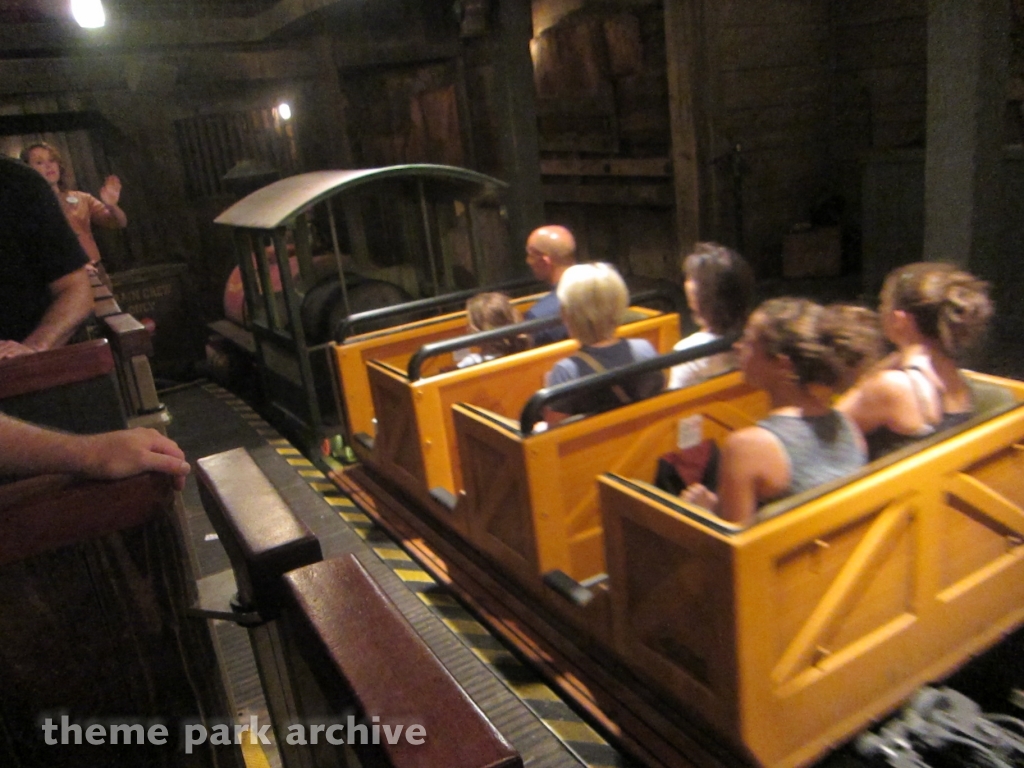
[0,156,93,360]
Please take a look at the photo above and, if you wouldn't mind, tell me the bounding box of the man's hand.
[0,340,38,360]
[99,175,122,207]
[80,428,191,491]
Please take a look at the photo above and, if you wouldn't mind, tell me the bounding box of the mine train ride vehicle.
[213,165,1024,768]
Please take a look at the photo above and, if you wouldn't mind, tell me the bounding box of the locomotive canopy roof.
[213,164,508,231]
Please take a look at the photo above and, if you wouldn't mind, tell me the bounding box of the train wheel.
[301,277,411,345]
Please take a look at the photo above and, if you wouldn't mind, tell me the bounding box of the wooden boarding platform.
[196,447,522,768]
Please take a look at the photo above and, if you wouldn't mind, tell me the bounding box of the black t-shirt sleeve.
[12,165,89,282]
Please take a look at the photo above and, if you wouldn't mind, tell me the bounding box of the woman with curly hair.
[21,141,127,273]
[681,297,870,525]
[837,262,993,460]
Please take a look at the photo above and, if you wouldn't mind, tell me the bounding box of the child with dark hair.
[455,292,529,368]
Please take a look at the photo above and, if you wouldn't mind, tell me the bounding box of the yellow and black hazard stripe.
[201,382,629,768]
[292,469,629,768]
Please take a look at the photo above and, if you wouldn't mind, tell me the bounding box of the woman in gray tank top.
[681,298,874,526]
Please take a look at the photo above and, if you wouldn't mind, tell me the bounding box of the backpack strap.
[572,349,633,405]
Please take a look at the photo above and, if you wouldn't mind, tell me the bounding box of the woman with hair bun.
[681,297,869,526]
[837,262,993,460]
[669,242,755,390]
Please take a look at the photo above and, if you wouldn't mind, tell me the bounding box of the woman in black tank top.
[837,263,992,460]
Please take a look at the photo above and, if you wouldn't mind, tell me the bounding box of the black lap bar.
[283,555,523,768]
[334,277,543,341]
[406,287,678,381]
[197,447,323,618]
[407,315,561,381]
[519,332,738,433]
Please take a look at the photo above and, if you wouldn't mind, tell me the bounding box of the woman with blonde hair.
[837,262,993,459]
[542,262,664,425]
[682,297,870,525]
[21,141,127,272]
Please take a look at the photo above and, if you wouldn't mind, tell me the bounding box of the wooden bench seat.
[367,307,681,536]
[281,555,523,768]
[595,370,1024,768]
[332,294,543,443]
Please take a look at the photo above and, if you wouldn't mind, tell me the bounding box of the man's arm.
[0,414,191,490]
[21,267,93,352]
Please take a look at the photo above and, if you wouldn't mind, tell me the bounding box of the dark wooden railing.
[196,446,522,768]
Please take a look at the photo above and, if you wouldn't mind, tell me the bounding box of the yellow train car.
[332,292,543,443]
[597,371,1024,767]
[360,343,1024,767]
[364,307,681,535]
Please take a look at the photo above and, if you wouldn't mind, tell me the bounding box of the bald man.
[523,224,577,345]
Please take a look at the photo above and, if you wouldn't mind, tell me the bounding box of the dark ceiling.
[0,0,442,55]
[0,0,278,24]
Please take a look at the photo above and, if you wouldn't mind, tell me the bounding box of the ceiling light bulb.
[71,0,105,28]
[278,102,292,121]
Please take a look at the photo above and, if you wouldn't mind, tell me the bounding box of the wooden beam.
[541,157,672,177]
[490,0,544,278]
[923,0,1009,269]
[0,50,317,95]
[542,183,674,207]
[664,0,709,252]
[332,38,461,69]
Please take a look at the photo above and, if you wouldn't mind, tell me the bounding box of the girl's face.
[26,148,61,187]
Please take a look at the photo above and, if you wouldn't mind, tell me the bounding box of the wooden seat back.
[333,294,542,442]
[597,371,1024,768]
[367,308,680,533]
[452,369,769,586]
[281,555,523,768]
